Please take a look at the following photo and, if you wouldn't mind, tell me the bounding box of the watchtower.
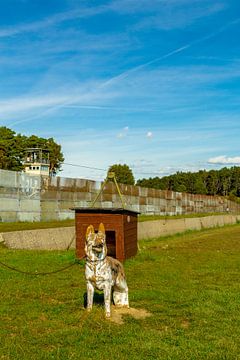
[24,148,50,176]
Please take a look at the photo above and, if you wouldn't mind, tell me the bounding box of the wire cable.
[0,257,84,276]
[61,162,161,176]
[61,162,106,171]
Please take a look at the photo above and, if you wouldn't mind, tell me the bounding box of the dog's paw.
[105,312,111,318]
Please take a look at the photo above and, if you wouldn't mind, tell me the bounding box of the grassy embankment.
[1,224,240,359]
[0,212,235,233]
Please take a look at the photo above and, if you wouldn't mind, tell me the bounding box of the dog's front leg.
[86,281,94,312]
[103,284,112,318]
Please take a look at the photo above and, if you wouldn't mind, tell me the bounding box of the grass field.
[1,225,240,359]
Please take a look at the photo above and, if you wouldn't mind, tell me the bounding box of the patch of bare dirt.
[110,306,151,325]
[181,319,190,329]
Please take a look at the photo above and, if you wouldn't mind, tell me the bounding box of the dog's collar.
[86,255,107,263]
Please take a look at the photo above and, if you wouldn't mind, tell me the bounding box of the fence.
[0,169,240,222]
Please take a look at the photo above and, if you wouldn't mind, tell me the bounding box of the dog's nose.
[96,236,103,245]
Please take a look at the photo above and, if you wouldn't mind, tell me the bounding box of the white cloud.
[3,60,240,129]
[1,82,119,124]
[1,0,204,39]
[117,133,124,138]
[208,155,240,165]
[117,126,129,138]
[0,6,107,38]
[110,0,226,30]
[146,131,153,138]
[138,4,225,31]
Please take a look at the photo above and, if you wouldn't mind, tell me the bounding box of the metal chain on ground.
[0,256,85,276]
[66,234,76,251]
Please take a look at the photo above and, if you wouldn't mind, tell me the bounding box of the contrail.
[7,16,240,127]
[9,105,63,127]
[100,17,240,88]
[5,43,192,127]
[100,45,191,88]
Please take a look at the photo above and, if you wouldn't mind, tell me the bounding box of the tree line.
[104,164,240,201]
[0,126,64,175]
[1,126,239,201]
[136,167,240,198]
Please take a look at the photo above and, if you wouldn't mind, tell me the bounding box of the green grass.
[138,212,236,222]
[0,219,75,233]
[0,212,238,233]
[1,225,240,359]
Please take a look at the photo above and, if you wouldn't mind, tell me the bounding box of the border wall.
[1,214,240,250]
[0,169,240,222]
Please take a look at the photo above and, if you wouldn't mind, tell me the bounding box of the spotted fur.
[85,223,129,317]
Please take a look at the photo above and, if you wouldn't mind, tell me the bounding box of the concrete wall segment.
[2,214,240,250]
[137,214,240,240]
[1,170,240,222]
[1,227,75,250]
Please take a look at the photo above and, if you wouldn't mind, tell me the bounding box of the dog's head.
[85,223,107,260]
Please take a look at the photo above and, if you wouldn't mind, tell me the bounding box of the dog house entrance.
[106,231,116,257]
[92,228,116,258]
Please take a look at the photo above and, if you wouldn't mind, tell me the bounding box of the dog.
[85,223,129,318]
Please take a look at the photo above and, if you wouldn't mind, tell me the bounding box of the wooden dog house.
[73,208,140,262]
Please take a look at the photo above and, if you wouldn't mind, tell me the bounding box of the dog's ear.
[98,223,105,234]
[86,224,94,238]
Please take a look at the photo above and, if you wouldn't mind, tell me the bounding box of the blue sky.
[1,0,240,180]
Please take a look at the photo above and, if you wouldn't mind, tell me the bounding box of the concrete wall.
[0,227,75,250]
[1,214,240,250]
[1,169,240,222]
[138,214,240,240]
[0,170,41,222]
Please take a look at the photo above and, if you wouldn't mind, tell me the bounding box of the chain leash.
[0,256,85,276]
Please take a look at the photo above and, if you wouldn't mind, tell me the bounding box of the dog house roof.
[71,207,140,215]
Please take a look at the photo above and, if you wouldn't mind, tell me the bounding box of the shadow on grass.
[83,292,105,308]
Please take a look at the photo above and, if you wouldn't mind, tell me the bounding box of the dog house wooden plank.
[72,207,140,261]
